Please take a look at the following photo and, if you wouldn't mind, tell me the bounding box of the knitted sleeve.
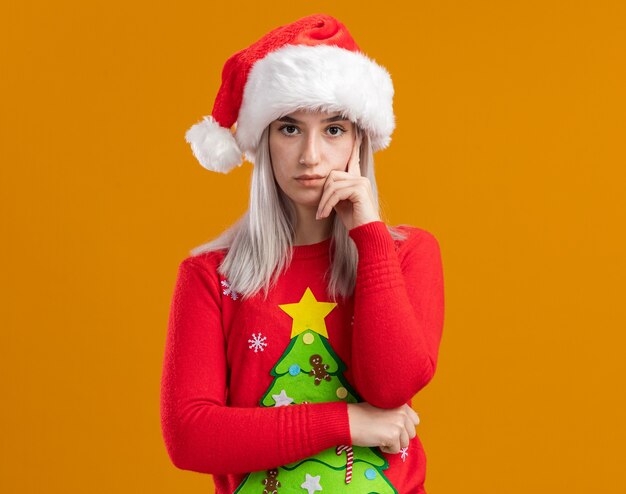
[160,257,352,475]
[348,221,445,409]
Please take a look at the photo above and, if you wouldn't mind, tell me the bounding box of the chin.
[288,193,320,209]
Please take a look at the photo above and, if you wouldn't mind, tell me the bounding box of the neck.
[293,204,334,246]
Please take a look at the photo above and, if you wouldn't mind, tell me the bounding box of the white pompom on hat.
[185,13,395,173]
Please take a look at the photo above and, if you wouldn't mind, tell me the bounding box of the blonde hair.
[190,117,408,301]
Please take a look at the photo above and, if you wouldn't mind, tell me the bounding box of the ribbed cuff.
[348,221,396,260]
[305,401,351,451]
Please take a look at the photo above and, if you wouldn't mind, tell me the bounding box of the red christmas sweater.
[160,220,445,494]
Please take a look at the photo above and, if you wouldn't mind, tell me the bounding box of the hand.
[347,402,420,454]
[315,132,381,230]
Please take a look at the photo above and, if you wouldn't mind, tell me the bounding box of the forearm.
[160,397,351,475]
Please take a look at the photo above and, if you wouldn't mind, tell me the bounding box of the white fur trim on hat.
[234,44,395,156]
[185,115,243,173]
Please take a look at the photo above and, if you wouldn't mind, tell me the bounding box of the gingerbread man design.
[262,468,281,494]
[308,354,331,386]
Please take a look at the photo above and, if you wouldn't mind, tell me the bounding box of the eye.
[278,124,300,136]
[327,125,346,137]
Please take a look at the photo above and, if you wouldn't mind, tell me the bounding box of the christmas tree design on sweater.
[234,287,398,493]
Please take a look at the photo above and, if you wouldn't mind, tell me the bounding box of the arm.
[160,257,352,476]
[348,221,445,409]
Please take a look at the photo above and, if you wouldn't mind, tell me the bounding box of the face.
[268,109,357,211]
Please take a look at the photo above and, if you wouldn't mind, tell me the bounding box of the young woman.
[160,14,445,494]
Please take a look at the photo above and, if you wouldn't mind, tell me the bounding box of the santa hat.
[185,13,395,173]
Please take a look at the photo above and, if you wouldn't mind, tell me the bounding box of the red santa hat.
[185,13,395,173]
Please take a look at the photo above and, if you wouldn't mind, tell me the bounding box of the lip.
[295,174,325,179]
[295,176,325,187]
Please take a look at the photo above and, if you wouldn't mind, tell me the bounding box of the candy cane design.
[336,445,354,483]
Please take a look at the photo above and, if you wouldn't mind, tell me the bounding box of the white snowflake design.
[400,446,409,462]
[220,279,239,300]
[248,332,268,353]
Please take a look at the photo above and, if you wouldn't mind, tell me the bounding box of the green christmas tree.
[234,287,398,494]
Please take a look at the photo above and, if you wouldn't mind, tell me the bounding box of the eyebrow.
[276,115,349,124]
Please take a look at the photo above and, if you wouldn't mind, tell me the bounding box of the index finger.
[404,404,420,425]
[347,132,363,176]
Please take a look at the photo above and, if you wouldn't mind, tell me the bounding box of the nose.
[299,132,320,166]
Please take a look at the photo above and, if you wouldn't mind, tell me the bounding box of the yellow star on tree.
[278,287,337,339]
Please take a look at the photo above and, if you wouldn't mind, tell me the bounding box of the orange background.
[2,1,625,492]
